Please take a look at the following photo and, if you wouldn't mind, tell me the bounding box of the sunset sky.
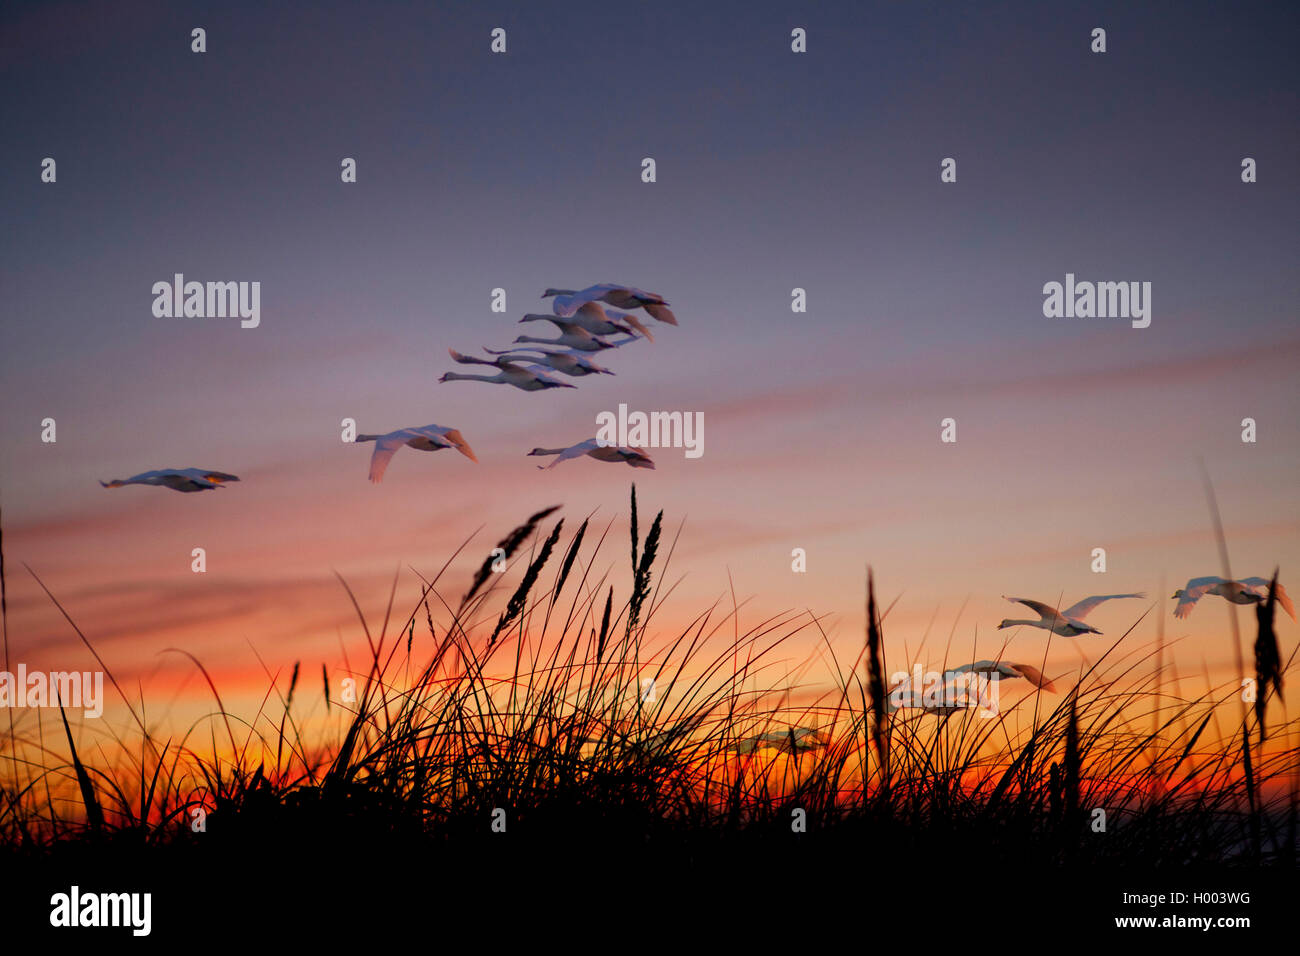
[1,0,1296,727]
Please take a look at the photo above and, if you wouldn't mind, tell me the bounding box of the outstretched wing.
[1173,577,1223,619]
[619,447,656,469]
[483,347,543,361]
[1240,578,1297,621]
[102,470,161,487]
[1006,662,1054,691]
[607,309,654,341]
[164,473,219,492]
[414,425,477,463]
[643,302,678,325]
[438,428,476,462]
[551,289,604,317]
[521,364,571,385]
[608,284,668,305]
[601,335,641,349]
[1275,583,1297,621]
[164,469,229,489]
[1003,597,1062,621]
[198,470,240,483]
[951,659,1007,676]
[1062,592,1146,620]
[533,315,581,332]
[544,439,600,469]
[367,431,415,483]
[448,348,500,367]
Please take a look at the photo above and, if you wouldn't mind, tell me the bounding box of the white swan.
[732,727,827,755]
[997,593,1146,636]
[1173,576,1295,621]
[513,321,617,352]
[527,438,655,470]
[482,347,613,377]
[953,660,1055,690]
[885,660,1055,713]
[543,284,678,326]
[355,424,477,483]
[440,349,576,390]
[100,468,240,493]
[525,305,653,342]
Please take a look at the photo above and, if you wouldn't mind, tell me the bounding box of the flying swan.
[100,468,240,493]
[355,424,477,483]
[543,284,678,326]
[440,350,576,390]
[527,438,655,470]
[1172,576,1295,621]
[997,593,1146,636]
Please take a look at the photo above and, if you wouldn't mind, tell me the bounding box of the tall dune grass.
[0,488,1295,869]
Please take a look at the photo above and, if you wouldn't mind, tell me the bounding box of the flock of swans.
[431,283,677,469]
[732,580,1295,742]
[876,586,1295,719]
[437,284,674,392]
[94,279,1293,677]
[99,283,676,489]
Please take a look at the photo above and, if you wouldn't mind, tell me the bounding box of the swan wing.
[1173,577,1223,619]
[1062,592,1146,620]
[613,311,654,341]
[1007,662,1054,691]
[191,469,239,483]
[1240,578,1296,620]
[432,427,477,463]
[368,432,414,483]
[544,439,600,469]
[1003,597,1062,621]
[551,289,603,317]
[643,302,678,325]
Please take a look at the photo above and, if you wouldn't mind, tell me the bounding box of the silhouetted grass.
[0,487,1295,876]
